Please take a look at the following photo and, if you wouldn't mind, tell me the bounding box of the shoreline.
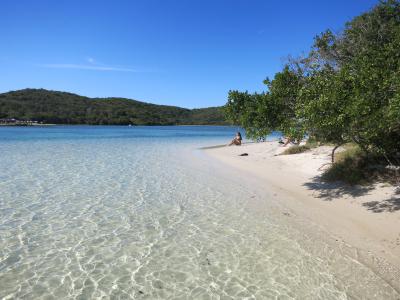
[0,124,230,127]
[0,124,56,126]
[202,141,400,292]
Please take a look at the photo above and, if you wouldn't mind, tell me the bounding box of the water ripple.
[0,136,398,299]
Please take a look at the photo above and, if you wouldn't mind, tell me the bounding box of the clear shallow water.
[0,126,398,299]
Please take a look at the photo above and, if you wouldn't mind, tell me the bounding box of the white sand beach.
[204,142,400,290]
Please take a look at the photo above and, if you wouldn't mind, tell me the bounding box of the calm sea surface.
[0,126,398,299]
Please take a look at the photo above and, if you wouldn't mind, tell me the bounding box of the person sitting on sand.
[229,132,242,146]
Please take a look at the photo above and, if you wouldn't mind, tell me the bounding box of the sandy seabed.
[1,127,400,299]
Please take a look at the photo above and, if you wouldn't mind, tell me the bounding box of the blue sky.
[1,0,377,108]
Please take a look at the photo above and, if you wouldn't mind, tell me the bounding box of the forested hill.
[0,89,227,125]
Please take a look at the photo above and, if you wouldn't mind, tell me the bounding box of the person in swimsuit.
[229,132,242,146]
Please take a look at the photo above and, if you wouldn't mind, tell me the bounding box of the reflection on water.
[0,126,398,299]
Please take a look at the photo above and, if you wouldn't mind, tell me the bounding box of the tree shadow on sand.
[303,175,374,200]
[362,197,400,213]
[303,175,400,213]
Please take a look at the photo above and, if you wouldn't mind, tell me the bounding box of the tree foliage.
[225,0,400,160]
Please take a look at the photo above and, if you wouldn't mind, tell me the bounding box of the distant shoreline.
[0,89,227,126]
[0,123,232,127]
[0,123,56,127]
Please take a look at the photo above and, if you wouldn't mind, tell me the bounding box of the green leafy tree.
[225,67,305,141]
[298,67,353,161]
[300,0,400,159]
[225,0,400,164]
[265,66,305,142]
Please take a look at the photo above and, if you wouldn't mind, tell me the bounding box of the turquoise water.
[0,126,398,299]
[0,125,247,141]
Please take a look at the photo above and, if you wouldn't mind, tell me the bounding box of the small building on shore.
[0,118,39,126]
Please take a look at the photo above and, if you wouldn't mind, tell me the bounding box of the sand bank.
[203,142,400,290]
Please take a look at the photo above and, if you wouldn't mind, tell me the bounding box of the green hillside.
[0,89,227,125]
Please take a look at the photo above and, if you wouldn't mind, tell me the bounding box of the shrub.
[305,137,321,148]
[322,146,397,185]
[281,145,310,155]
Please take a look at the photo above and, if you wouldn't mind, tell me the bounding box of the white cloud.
[37,63,138,72]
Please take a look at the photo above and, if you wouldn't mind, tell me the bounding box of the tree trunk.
[331,144,342,163]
